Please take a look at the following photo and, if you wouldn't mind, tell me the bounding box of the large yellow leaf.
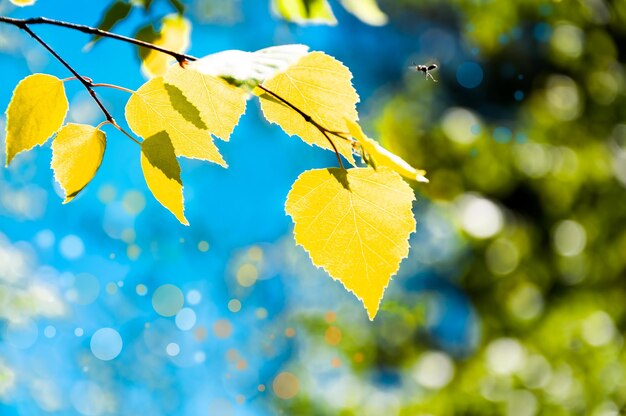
[141,131,188,225]
[125,77,226,166]
[164,66,247,141]
[51,123,106,203]
[258,52,358,164]
[5,74,68,166]
[272,0,337,25]
[141,14,190,78]
[285,167,416,320]
[345,119,429,183]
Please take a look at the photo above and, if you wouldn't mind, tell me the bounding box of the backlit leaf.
[164,66,247,141]
[285,167,416,320]
[125,77,226,166]
[141,131,188,225]
[9,0,36,6]
[5,74,68,166]
[272,0,337,25]
[188,44,310,89]
[346,119,428,183]
[339,0,388,26]
[141,14,190,78]
[258,52,358,164]
[51,124,106,203]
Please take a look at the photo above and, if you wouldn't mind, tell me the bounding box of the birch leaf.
[346,119,429,183]
[9,0,36,6]
[272,0,337,25]
[141,131,188,225]
[51,123,106,203]
[5,74,68,166]
[164,66,247,141]
[141,14,190,78]
[125,77,226,166]
[285,166,416,320]
[339,0,388,26]
[258,52,358,164]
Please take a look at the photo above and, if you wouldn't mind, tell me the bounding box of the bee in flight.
[410,62,438,82]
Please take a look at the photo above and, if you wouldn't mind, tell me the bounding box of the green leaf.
[141,131,188,225]
[51,124,106,203]
[167,0,185,14]
[339,0,388,26]
[5,74,68,166]
[90,1,133,46]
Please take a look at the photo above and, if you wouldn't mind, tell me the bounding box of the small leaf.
[188,44,310,89]
[345,119,428,183]
[9,0,36,6]
[258,52,359,164]
[141,131,188,225]
[51,124,106,203]
[272,0,337,25]
[125,77,226,165]
[285,167,416,320]
[89,1,133,47]
[164,66,247,141]
[141,14,190,78]
[5,74,68,166]
[339,0,388,26]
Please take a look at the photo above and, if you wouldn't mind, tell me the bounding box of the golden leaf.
[9,0,36,6]
[339,0,388,26]
[346,119,428,183]
[164,66,247,141]
[5,74,68,166]
[272,0,337,25]
[125,77,226,166]
[141,14,190,78]
[141,131,188,225]
[51,123,106,203]
[258,52,358,164]
[285,167,416,320]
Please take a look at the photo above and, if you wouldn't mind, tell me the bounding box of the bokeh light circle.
[152,284,184,317]
[175,308,196,331]
[456,62,483,88]
[90,328,123,361]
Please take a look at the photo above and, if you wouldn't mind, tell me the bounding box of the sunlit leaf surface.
[5,74,68,166]
[51,123,106,203]
[286,167,416,319]
[258,52,359,164]
[140,131,188,225]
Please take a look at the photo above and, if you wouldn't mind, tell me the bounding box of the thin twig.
[91,83,135,94]
[0,16,197,64]
[256,84,350,169]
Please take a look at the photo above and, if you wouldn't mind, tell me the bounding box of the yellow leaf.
[346,119,428,183]
[141,14,190,78]
[9,0,36,6]
[5,74,68,166]
[141,131,188,225]
[285,167,416,320]
[164,65,247,141]
[51,123,106,203]
[258,52,358,164]
[272,0,337,25]
[125,77,226,166]
[339,0,388,26]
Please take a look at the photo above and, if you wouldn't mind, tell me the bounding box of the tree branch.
[0,16,197,63]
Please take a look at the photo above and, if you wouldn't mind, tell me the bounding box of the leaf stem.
[0,16,197,64]
[91,83,135,94]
